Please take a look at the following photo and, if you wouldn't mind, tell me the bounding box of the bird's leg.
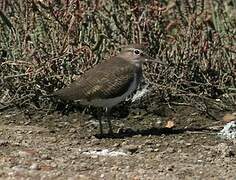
[105,107,113,134]
[98,118,103,135]
[97,109,104,135]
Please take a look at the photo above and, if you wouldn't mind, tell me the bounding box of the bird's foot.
[108,129,114,135]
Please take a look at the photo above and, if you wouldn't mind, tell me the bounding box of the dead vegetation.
[0,0,235,116]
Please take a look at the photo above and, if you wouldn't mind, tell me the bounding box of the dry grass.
[0,0,235,115]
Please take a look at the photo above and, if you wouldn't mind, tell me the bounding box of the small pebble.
[122,145,139,154]
[30,163,39,170]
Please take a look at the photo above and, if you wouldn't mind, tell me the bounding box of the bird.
[52,44,164,135]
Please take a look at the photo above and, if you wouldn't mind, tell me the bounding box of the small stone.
[113,143,121,148]
[197,159,203,163]
[121,141,129,146]
[30,163,39,170]
[122,145,139,154]
[90,137,100,145]
[186,143,192,146]
[41,154,52,160]
[178,140,185,144]
[165,147,175,154]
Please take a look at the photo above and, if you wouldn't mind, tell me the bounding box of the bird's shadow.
[94,126,218,139]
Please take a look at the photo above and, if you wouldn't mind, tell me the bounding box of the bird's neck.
[133,63,143,83]
[134,60,142,68]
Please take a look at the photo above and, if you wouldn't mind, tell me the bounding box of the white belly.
[79,74,138,108]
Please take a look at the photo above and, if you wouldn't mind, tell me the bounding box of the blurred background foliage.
[0,0,235,114]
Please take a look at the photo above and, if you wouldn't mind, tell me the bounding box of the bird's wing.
[53,58,137,101]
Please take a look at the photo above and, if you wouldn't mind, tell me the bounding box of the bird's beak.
[143,54,166,65]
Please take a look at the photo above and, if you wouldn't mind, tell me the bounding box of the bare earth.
[0,105,235,180]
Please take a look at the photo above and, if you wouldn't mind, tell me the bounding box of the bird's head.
[118,44,165,67]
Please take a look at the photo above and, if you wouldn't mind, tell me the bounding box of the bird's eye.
[134,49,140,55]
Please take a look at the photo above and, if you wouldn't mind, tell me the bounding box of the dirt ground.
[0,105,235,180]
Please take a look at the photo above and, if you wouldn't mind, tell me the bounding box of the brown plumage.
[53,57,141,104]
